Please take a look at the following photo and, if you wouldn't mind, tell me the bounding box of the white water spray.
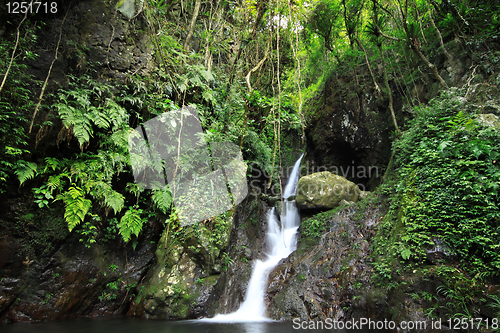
[207,154,304,322]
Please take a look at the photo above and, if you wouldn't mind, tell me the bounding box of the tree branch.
[245,41,270,92]
[0,1,32,96]
[183,0,201,52]
[354,37,381,95]
[29,2,70,133]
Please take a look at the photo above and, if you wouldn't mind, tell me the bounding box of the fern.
[103,187,125,214]
[152,188,172,214]
[118,207,143,242]
[89,106,110,129]
[62,186,92,231]
[14,160,37,185]
[44,157,61,172]
[105,99,128,131]
[104,129,131,153]
[72,115,93,146]
[47,174,64,191]
[56,102,94,147]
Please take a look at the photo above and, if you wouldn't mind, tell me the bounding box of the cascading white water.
[207,154,304,322]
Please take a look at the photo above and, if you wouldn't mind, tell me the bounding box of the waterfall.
[207,154,304,322]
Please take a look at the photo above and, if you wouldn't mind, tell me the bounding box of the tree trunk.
[412,44,448,88]
[397,0,448,88]
[379,44,401,135]
[183,0,202,52]
[355,37,381,95]
[430,11,453,62]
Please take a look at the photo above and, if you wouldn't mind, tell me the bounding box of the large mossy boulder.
[296,172,361,210]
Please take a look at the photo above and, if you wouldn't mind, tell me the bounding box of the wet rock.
[204,192,271,317]
[426,238,455,264]
[127,194,269,320]
[0,196,158,323]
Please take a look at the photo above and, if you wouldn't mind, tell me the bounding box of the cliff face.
[0,0,155,322]
[304,69,393,191]
[23,0,153,86]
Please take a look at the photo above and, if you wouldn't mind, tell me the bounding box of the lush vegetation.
[369,88,500,321]
[1,0,500,320]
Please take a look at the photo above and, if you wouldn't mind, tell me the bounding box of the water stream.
[207,154,304,322]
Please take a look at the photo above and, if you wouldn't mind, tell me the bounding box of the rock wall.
[125,190,272,319]
[303,68,393,190]
[0,199,159,322]
[26,0,153,87]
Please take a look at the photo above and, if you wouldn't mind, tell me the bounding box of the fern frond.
[105,99,128,130]
[64,186,92,231]
[73,115,93,146]
[152,188,172,214]
[47,174,63,191]
[44,157,61,172]
[109,128,130,151]
[14,161,37,185]
[56,99,94,147]
[89,106,111,129]
[56,103,78,128]
[126,182,141,197]
[118,207,143,242]
[103,188,125,214]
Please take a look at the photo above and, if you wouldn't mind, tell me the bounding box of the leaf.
[118,207,143,242]
[44,157,61,171]
[47,174,63,191]
[202,90,217,104]
[401,247,412,260]
[64,186,92,231]
[89,107,111,129]
[104,188,125,214]
[199,68,214,81]
[14,161,37,185]
[438,140,452,153]
[152,188,172,214]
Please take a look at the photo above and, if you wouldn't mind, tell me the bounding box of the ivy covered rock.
[296,172,361,210]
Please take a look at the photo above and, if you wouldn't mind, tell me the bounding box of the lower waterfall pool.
[0,317,386,333]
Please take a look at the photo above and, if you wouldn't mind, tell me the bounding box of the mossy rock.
[476,113,500,129]
[296,172,361,210]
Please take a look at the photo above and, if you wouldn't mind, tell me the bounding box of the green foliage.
[0,23,39,193]
[59,186,92,232]
[14,161,38,186]
[301,208,341,238]
[99,280,121,302]
[489,294,500,332]
[383,88,500,275]
[76,221,99,248]
[222,252,234,271]
[152,187,173,214]
[54,75,130,149]
[433,0,500,39]
[118,207,144,243]
[33,184,54,208]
